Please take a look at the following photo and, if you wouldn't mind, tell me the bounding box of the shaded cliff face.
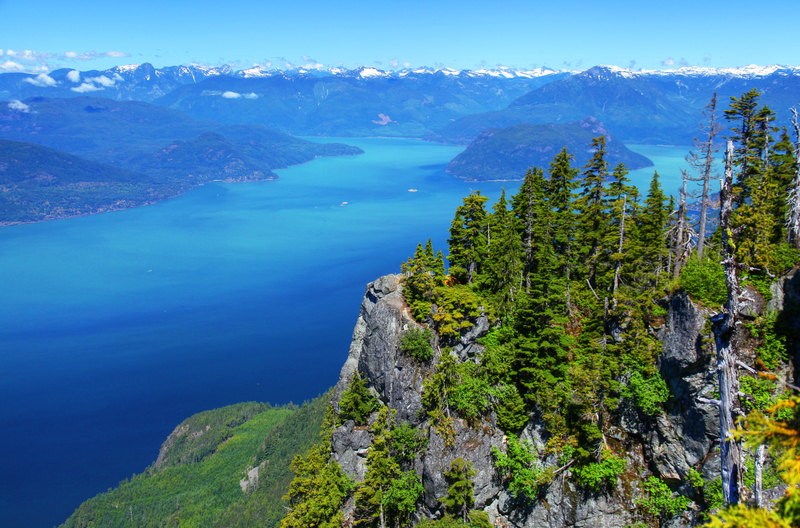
[327,273,795,527]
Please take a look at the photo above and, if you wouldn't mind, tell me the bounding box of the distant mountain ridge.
[4,62,799,144]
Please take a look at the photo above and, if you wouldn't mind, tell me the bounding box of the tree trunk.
[787,108,800,249]
[697,93,720,260]
[713,140,743,507]
[673,173,688,280]
[613,195,626,310]
[754,443,766,507]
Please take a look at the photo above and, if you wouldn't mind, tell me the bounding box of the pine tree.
[281,408,352,528]
[575,136,610,289]
[725,88,763,206]
[448,192,489,284]
[484,188,522,312]
[547,148,578,311]
[440,457,476,522]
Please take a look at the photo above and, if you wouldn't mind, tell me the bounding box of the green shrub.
[637,476,690,518]
[491,435,552,499]
[400,326,434,362]
[494,384,528,432]
[389,423,428,463]
[573,450,626,490]
[339,372,379,425]
[450,362,493,424]
[627,371,670,416]
[679,254,727,307]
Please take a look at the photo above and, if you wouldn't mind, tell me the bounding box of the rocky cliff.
[325,270,800,527]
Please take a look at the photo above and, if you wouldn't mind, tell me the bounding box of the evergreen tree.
[575,136,610,288]
[440,457,476,522]
[281,408,352,528]
[448,192,489,284]
[547,148,578,311]
[632,172,669,290]
[340,371,379,425]
[484,188,522,312]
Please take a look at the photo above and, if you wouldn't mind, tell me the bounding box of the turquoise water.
[0,138,693,527]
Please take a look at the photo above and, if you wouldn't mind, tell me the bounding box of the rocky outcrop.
[328,274,796,527]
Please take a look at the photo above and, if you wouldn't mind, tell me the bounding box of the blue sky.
[2,0,799,73]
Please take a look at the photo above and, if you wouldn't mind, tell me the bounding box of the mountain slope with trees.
[445,117,652,181]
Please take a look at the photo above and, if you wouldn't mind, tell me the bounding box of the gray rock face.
[329,275,796,527]
[331,420,373,481]
[422,418,504,513]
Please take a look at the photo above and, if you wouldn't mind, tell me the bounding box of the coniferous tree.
[725,88,763,206]
[547,148,578,311]
[440,457,476,522]
[575,136,610,289]
[485,188,522,311]
[448,191,489,284]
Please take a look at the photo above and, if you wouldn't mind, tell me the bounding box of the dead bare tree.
[787,108,800,249]
[687,93,722,260]
[612,194,626,310]
[711,140,744,506]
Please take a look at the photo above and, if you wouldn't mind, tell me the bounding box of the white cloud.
[302,54,315,62]
[71,82,104,93]
[222,91,241,98]
[67,70,81,83]
[63,51,131,61]
[89,75,116,87]
[0,60,25,71]
[679,57,690,67]
[243,93,258,99]
[8,100,30,112]
[661,57,676,67]
[7,49,54,62]
[23,73,58,87]
[389,58,399,68]
[403,62,411,68]
[112,73,124,81]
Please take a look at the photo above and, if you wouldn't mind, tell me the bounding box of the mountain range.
[4,63,799,144]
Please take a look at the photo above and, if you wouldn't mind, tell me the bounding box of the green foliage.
[449,361,494,424]
[573,450,626,491]
[281,421,353,528]
[637,476,689,519]
[679,253,727,307]
[747,313,789,371]
[389,423,429,464]
[61,396,332,528]
[339,371,380,426]
[422,351,459,446]
[492,435,552,500]
[494,384,528,432]
[688,468,704,489]
[418,511,491,528]
[627,371,670,416]
[440,458,476,522]
[384,471,424,527]
[400,326,434,362]
[431,285,490,338]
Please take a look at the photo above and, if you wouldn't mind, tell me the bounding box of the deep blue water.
[0,138,692,527]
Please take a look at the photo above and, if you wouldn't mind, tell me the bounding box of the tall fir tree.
[448,191,489,284]
[575,136,610,289]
